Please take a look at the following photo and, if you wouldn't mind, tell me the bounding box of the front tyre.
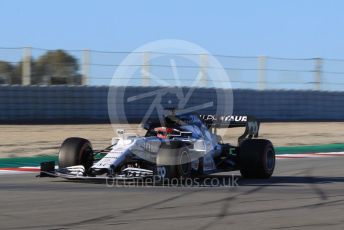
[239,139,275,179]
[156,145,192,180]
[58,137,94,172]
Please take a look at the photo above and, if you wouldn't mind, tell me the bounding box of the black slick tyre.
[239,139,275,179]
[58,137,94,172]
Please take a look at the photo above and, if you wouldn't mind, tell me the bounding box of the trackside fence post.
[142,52,150,86]
[22,47,31,85]
[82,49,90,85]
[314,57,322,91]
[258,56,266,90]
[199,53,208,87]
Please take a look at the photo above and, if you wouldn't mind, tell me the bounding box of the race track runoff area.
[0,157,343,230]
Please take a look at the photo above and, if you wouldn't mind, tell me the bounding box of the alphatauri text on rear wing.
[199,115,260,144]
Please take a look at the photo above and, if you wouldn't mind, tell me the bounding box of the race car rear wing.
[199,115,260,144]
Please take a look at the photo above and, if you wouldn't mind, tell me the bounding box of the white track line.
[276,152,344,159]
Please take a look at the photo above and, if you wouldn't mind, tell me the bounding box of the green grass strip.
[0,155,57,168]
[276,143,344,154]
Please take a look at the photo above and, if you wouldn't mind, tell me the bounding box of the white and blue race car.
[40,112,275,181]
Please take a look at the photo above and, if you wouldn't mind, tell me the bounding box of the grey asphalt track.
[0,157,344,230]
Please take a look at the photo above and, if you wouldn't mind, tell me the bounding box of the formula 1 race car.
[40,112,276,181]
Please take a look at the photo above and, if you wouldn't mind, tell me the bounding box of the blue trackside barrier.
[0,85,344,123]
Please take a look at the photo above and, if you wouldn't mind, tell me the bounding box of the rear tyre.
[239,139,275,179]
[58,137,94,172]
[175,147,192,179]
[156,144,192,180]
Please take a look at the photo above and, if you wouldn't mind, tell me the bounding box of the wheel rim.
[266,149,275,171]
[180,150,191,175]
